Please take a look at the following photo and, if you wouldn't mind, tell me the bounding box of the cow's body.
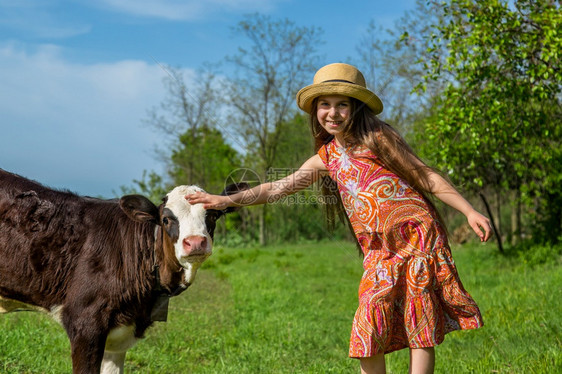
[0,169,241,373]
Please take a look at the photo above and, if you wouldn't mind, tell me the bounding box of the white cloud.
[0,41,193,197]
[98,0,284,20]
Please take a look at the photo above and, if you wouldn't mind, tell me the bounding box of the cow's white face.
[163,186,214,270]
[120,183,244,285]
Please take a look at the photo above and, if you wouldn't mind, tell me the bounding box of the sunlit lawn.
[1,241,561,373]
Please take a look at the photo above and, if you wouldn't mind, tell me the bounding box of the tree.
[355,2,472,230]
[144,66,224,184]
[132,65,247,242]
[119,170,168,204]
[223,13,323,245]
[266,112,336,243]
[355,2,446,137]
[169,125,241,194]
[416,0,562,244]
[141,65,243,191]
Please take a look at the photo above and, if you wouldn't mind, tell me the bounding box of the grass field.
[1,240,561,373]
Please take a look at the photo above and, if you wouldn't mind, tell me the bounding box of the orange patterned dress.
[318,139,483,357]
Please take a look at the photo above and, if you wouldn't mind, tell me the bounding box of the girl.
[186,63,491,374]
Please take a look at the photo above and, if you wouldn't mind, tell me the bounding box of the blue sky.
[0,0,418,198]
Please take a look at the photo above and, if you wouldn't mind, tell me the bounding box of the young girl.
[186,63,491,374]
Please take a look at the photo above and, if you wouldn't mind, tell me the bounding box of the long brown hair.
[310,98,447,248]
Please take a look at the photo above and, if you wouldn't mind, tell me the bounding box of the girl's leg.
[409,347,435,374]
[360,354,386,374]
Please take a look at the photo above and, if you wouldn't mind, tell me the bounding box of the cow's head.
[119,183,247,286]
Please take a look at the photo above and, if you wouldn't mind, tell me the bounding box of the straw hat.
[296,63,383,114]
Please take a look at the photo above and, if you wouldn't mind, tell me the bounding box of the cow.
[0,168,245,373]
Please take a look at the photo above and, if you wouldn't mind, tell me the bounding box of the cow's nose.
[182,236,208,256]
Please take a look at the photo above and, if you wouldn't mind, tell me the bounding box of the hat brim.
[296,82,383,115]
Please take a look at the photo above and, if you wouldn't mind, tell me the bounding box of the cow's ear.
[119,195,160,224]
[220,183,250,213]
[221,182,250,196]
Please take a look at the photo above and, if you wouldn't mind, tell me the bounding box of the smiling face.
[316,95,352,145]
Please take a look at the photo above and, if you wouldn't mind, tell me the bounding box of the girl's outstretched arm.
[392,133,492,242]
[426,171,492,242]
[185,154,327,210]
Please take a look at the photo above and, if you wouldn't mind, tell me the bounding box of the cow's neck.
[154,227,190,296]
[152,264,189,296]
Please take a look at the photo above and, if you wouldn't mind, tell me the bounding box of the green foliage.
[1,242,561,373]
[169,125,241,194]
[264,113,348,243]
[173,125,250,245]
[119,126,242,220]
[510,241,562,267]
[119,170,168,204]
[224,14,323,245]
[355,2,446,136]
[415,0,562,243]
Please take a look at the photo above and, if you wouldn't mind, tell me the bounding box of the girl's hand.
[185,192,231,210]
[466,210,492,242]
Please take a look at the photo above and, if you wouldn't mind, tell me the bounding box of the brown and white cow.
[0,168,245,373]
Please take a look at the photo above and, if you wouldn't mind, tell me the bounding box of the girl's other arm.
[426,170,492,242]
[384,128,491,242]
[185,154,327,210]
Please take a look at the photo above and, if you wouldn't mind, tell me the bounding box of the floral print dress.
[318,139,483,357]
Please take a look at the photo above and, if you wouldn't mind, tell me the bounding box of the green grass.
[1,241,560,373]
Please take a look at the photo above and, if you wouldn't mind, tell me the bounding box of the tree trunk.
[259,204,267,246]
[480,192,504,253]
[496,189,502,241]
[511,189,522,245]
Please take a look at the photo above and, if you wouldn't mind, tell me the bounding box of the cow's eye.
[163,217,169,225]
